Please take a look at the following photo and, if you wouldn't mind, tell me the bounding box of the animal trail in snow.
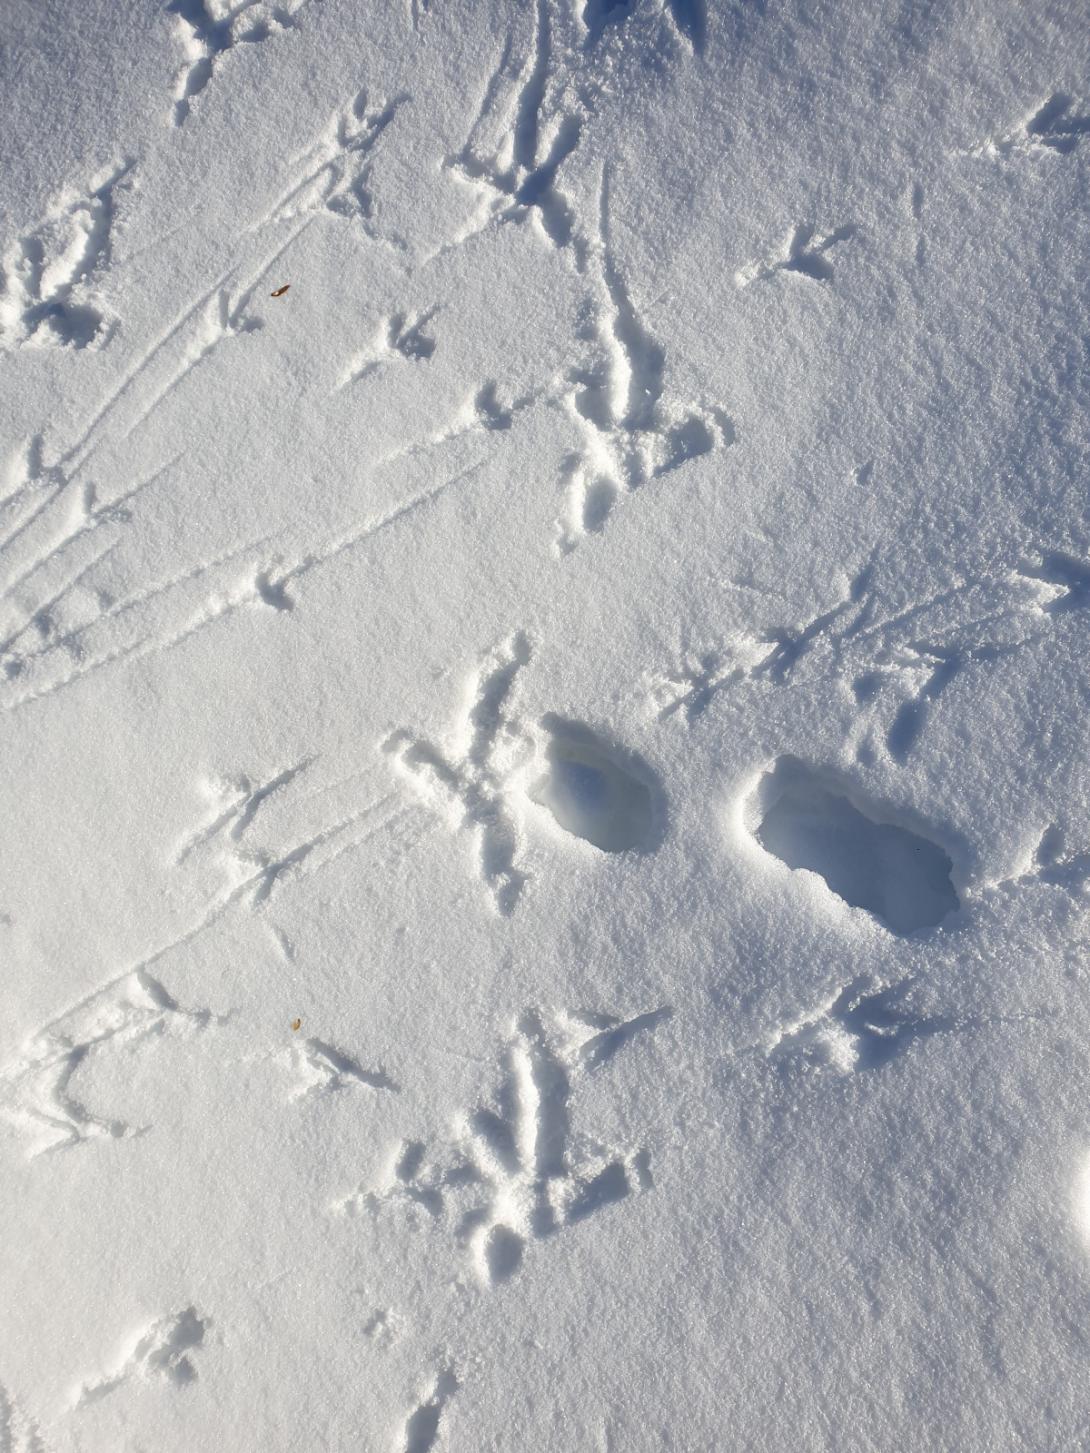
[439,0,583,260]
[0,969,218,1158]
[0,455,501,717]
[386,637,661,909]
[0,210,326,711]
[765,978,960,1073]
[256,86,408,237]
[339,1006,663,1287]
[337,307,438,390]
[128,285,262,419]
[0,162,133,351]
[175,759,415,915]
[167,0,310,127]
[977,94,1090,157]
[399,1368,458,1453]
[650,555,1061,762]
[410,58,730,553]
[555,167,733,553]
[73,1307,209,1405]
[384,632,532,914]
[0,1381,45,1453]
[735,222,855,288]
[648,565,873,724]
[440,0,706,267]
[284,1036,398,1099]
[0,510,285,717]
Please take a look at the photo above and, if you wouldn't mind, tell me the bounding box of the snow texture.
[2,0,1090,1448]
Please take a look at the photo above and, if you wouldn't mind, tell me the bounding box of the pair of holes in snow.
[533,731,958,937]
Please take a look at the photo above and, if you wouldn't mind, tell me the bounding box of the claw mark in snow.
[74,1307,209,1405]
[0,1382,45,1453]
[0,162,133,351]
[439,2,584,260]
[385,632,532,914]
[882,640,1016,763]
[1021,94,1090,152]
[121,281,264,439]
[167,0,310,127]
[256,87,409,237]
[342,1007,660,1286]
[176,760,414,912]
[286,1037,398,1098]
[174,760,312,864]
[555,167,733,552]
[1016,551,1090,613]
[386,310,438,361]
[976,94,1090,157]
[400,1368,458,1453]
[735,222,855,287]
[337,307,438,390]
[362,1307,401,1347]
[0,969,219,1158]
[564,1004,673,1069]
[766,978,960,1073]
[1004,823,1090,894]
[376,379,549,467]
[648,644,753,725]
[752,563,875,683]
[652,555,1062,762]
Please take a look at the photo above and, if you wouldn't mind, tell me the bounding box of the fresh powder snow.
[2,1,1090,1449]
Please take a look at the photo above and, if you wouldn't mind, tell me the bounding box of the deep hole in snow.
[530,719,656,852]
[752,757,959,935]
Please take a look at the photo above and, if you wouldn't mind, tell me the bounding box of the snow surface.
[2,0,1090,1448]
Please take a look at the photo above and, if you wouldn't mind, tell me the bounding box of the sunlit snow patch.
[1075,1156,1090,1248]
[529,718,656,852]
[748,756,959,934]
